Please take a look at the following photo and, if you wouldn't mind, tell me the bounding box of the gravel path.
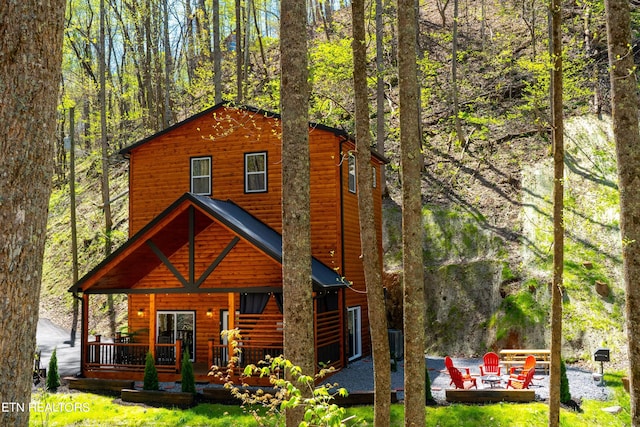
[325,356,613,403]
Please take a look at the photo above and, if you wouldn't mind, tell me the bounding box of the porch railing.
[207,309,343,374]
[85,335,182,372]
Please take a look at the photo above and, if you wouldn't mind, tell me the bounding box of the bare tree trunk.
[244,0,252,100]
[398,0,426,425]
[235,0,244,103]
[280,0,312,425]
[100,0,116,338]
[548,0,564,424]
[69,108,80,346]
[352,0,391,424]
[375,0,387,195]
[451,0,465,145]
[213,0,223,103]
[0,1,65,425]
[185,0,196,83]
[604,0,640,424]
[162,0,173,128]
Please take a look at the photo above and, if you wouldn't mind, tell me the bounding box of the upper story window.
[245,152,268,193]
[191,156,211,195]
[348,153,356,193]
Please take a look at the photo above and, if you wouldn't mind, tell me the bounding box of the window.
[191,157,211,195]
[245,152,267,193]
[372,166,377,188]
[347,306,362,361]
[157,311,195,361]
[348,153,356,193]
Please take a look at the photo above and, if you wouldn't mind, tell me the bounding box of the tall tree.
[375,0,387,195]
[213,0,223,103]
[69,108,80,346]
[398,0,426,425]
[99,0,117,338]
[235,0,244,102]
[604,0,640,423]
[352,0,391,424]
[0,1,65,425]
[548,0,564,423]
[280,0,312,425]
[451,0,465,145]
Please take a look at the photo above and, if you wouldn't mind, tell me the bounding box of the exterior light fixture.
[206,308,213,318]
[137,308,144,317]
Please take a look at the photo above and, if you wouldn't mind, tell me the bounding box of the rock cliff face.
[383,115,626,364]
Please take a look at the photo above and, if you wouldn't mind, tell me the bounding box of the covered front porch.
[78,290,344,384]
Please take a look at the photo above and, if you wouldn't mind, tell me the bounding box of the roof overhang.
[70,193,346,294]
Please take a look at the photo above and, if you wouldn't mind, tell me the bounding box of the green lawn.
[28,372,630,426]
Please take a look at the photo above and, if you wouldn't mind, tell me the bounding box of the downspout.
[338,139,347,276]
[338,138,348,365]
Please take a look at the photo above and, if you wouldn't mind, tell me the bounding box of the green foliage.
[143,351,159,391]
[181,349,196,394]
[209,329,356,427]
[560,359,571,404]
[46,348,60,392]
[489,283,547,341]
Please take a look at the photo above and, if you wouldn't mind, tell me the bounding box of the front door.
[157,311,195,361]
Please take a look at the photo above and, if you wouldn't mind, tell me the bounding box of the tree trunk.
[0,1,65,425]
[375,0,387,195]
[280,0,312,425]
[162,0,173,128]
[398,0,426,425]
[548,0,564,424]
[235,0,244,103]
[69,108,80,346]
[451,0,465,145]
[352,0,391,424]
[604,0,640,424]
[213,0,223,103]
[99,0,116,338]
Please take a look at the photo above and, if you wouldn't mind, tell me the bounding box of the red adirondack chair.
[448,366,477,389]
[445,356,472,385]
[510,355,536,376]
[479,352,501,376]
[506,366,535,389]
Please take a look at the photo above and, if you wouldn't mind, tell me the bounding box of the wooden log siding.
[127,109,344,272]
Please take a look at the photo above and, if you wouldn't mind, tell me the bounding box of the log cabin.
[69,103,386,383]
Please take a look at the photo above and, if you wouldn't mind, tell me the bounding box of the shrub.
[181,349,196,394]
[143,351,159,391]
[425,366,436,405]
[46,348,60,391]
[560,358,571,404]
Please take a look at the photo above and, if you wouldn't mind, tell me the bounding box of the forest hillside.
[42,0,630,366]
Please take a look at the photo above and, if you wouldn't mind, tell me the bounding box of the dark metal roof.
[119,102,388,164]
[69,193,346,294]
[191,195,346,288]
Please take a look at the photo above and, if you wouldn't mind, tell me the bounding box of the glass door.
[157,311,195,361]
[347,306,362,361]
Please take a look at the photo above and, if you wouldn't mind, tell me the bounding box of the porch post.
[227,292,235,363]
[313,293,318,370]
[339,289,345,368]
[175,339,182,373]
[81,293,89,376]
[149,294,156,358]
